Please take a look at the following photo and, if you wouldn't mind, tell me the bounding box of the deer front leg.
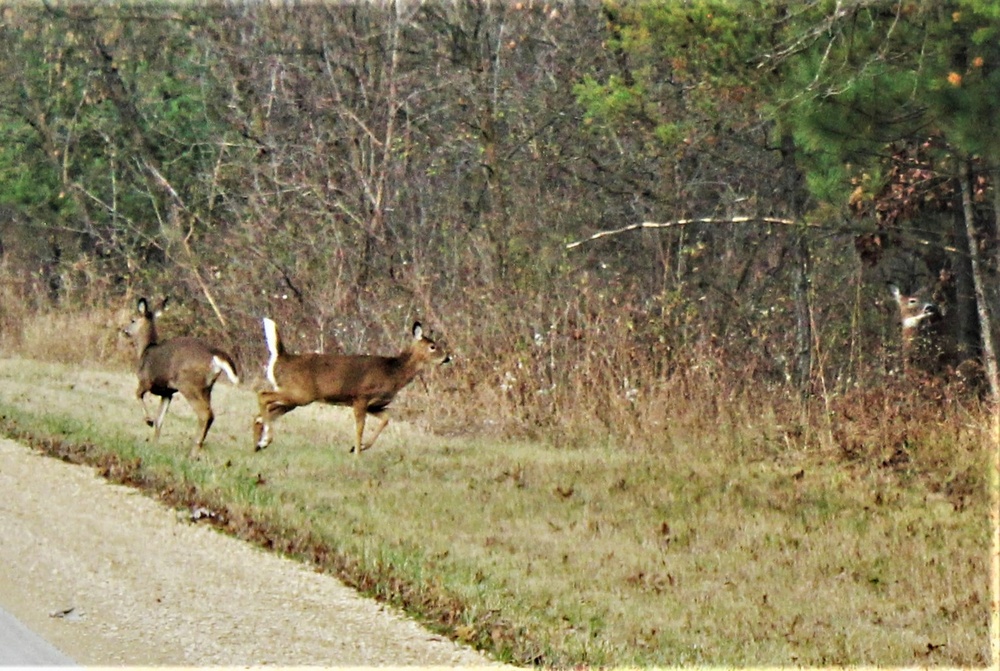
[351,402,369,454]
[152,396,172,440]
[137,390,155,427]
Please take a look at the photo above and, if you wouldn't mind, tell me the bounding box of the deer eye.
[429,344,436,351]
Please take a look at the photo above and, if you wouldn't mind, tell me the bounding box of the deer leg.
[152,396,172,440]
[351,402,369,454]
[188,390,214,457]
[254,390,296,451]
[137,390,155,427]
[253,390,276,450]
[361,410,390,453]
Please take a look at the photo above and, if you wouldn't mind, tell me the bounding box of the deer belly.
[321,392,395,409]
[150,382,177,397]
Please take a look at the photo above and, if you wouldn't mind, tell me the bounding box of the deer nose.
[442,355,452,364]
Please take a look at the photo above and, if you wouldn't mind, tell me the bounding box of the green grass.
[0,357,992,667]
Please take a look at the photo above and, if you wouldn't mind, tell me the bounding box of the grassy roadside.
[0,357,992,667]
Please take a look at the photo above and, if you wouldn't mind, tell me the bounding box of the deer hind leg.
[187,389,215,457]
[254,390,296,451]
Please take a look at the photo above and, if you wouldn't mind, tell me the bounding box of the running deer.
[123,297,240,456]
[889,283,944,376]
[253,318,450,454]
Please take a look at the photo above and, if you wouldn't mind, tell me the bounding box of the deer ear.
[137,297,149,315]
[888,284,901,301]
[412,322,423,340]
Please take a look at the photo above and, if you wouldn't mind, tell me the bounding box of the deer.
[888,283,990,399]
[123,297,240,456]
[889,283,944,377]
[253,318,451,455]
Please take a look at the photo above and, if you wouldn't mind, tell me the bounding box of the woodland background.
[1,0,999,447]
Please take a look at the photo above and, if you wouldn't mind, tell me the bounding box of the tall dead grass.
[1,272,989,509]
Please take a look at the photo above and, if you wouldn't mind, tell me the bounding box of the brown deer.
[253,318,450,454]
[888,283,990,398]
[888,283,946,377]
[123,297,239,456]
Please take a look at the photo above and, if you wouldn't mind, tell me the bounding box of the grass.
[0,356,993,667]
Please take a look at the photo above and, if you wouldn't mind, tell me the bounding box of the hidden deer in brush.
[889,283,943,377]
[123,297,239,456]
[253,318,450,454]
[888,283,986,392]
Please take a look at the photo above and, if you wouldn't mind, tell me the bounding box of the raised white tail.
[262,317,281,388]
[213,355,240,386]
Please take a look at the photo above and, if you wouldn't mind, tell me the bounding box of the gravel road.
[0,436,506,666]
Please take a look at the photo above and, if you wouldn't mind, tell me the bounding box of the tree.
[776,0,1000,400]
[573,1,821,390]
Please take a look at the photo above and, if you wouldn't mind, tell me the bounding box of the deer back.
[141,337,233,390]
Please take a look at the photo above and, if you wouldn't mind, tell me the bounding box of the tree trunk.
[958,159,999,403]
[793,233,812,392]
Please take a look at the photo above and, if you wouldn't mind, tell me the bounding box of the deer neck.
[133,322,159,359]
[391,348,425,389]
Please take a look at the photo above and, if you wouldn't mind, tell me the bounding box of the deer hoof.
[252,417,271,451]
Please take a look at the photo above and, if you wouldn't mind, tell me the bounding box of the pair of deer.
[123,298,450,457]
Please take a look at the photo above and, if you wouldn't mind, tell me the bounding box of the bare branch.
[565,216,797,250]
[565,215,965,256]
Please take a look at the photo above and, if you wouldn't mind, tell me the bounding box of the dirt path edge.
[0,434,510,666]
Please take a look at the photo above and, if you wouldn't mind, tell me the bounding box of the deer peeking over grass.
[253,318,450,455]
[888,283,943,377]
[888,283,985,394]
[123,297,239,457]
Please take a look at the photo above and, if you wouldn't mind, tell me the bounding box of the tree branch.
[565,216,798,250]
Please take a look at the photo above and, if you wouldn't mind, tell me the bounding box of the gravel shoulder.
[0,436,505,667]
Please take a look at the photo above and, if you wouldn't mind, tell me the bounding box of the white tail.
[213,355,240,386]
[262,317,281,388]
[123,297,240,456]
[253,318,450,454]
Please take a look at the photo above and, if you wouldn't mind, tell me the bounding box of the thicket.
[0,1,996,485]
